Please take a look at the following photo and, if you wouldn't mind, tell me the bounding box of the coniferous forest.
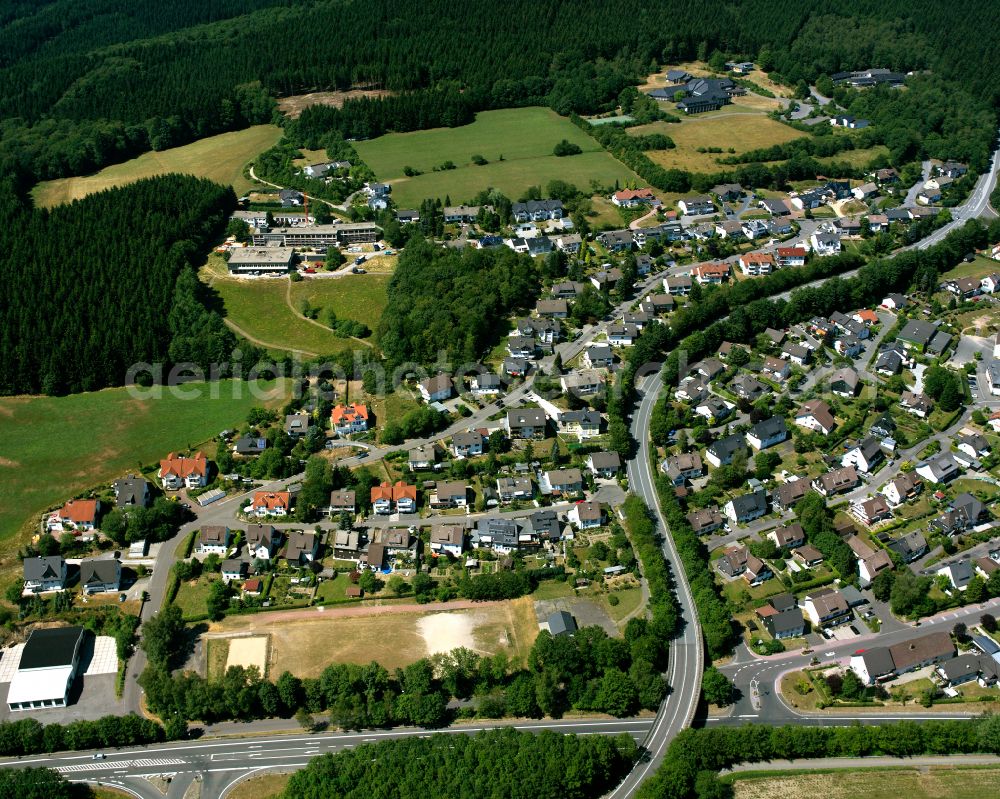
[0,175,240,395]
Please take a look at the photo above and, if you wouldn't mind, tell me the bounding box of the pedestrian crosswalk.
[58,757,186,773]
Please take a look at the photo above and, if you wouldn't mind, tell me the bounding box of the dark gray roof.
[113,476,149,508]
[730,489,767,516]
[80,559,120,586]
[898,319,937,346]
[859,646,895,678]
[548,610,577,636]
[769,608,804,634]
[528,510,562,542]
[19,626,84,670]
[23,556,64,582]
[749,416,788,440]
[709,433,746,460]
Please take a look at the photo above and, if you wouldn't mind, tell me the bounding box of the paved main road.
[0,718,654,799]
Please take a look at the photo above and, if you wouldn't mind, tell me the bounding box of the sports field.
[629,114,805,173]
[200,257,388,357]
[209,597,540,676]
[0,379,288,545]
[32,125,282,207]
[355,107,643,207]
[728,767,1000,799]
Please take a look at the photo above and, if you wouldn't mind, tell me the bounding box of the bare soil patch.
[226,635,269,674]
[278,89,395,118]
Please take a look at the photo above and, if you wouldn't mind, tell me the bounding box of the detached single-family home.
[23,556,67,593]
[505,409,547,439]
[687,508,725,535]
[245,524,278,560]
[851,496,893,527]
[812,466,859,497]
[916,454,961,484]
[429,481,469,509]
[678,195,715,215]
[881,474,922,507]
[430,526,465,558]
[792,544,825,568]
[724,490,768,524]
[692,262,730,285]
[419,374,454,402]
[937,561,975,591]
[660,452,704,486]
[612,188,659,207]
[810,231,842,257]
[472,518,526,554]
[196,525,231,555]
[408,444,437,471]
[159,451,208,490]
[803,589,852,628]
[281,530,320,565]
[284,413,312,439]
[776,247,807,267]
[112,476,150,510]
[762,356,791,381]
[327,490,356,516]
[607,323,640,346]
[829,367,860,398]
[251,491,292,517]
[496,476,533,503]
[569,501,605,530]
[587,451,621,478]
[768,523,806,550]
[221,559,249,583]
[583,344,614,369]
[841,437,884,474]
[900,390,933,418]
[746,416,788,450]
[331,403,369,435]
[739,252,775,276]
[795,399,836,436]
[664,275,693,296]
[773,479,810,511]
[887,531,927,563]
[452,430,485,458]
[544,468,584,496]
[706,433,747,468]
[79,558,122,594]
[52,499,100,533]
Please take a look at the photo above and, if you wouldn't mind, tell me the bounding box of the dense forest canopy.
[0,175,241,395]
[0,0,997,184]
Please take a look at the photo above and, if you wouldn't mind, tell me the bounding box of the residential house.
[792,544,825,568]
[881,474,922,507]
[612,188,659,207]
[802,589,852,628]
[795,399,836,436]
[251,491,292,517]
[506,409,547,439]
[716,545,749,578]
[782,343,812,366]
[408,444,437,471]
[731,374,766,402]
[937,653,1000,688]
[831,114,870,129]
[664,275,693,296]
[560,370,606,397]
[597,230,634,252]
[79,559,122,594]
[327,490,356,516]
[233,436,268,457]
[23,556,67,593]
[660,452,704,486]
[724,490,768,524]
[583,344,614,369]
[551,281,586,299]
[763,356,791,381]
[746,416,788,451]
[981,273,1000,294]
[196,525,231,555]
[443,204,481,224]
[284,413,312,439]
[678,195,714,215]
[742,219,770,240]
[331,403,369,435]
[371,481,417,515]
[496,476,534,503]
[874,344,907,375]
[569,501,605,530]
[764,606,806,639]
[282,530,320,566]
[470,373,502,397]
[590,268,624,291]
[221,560,249,583]
[692,262,730,285]
[711,183,744,201]
[558,409,601,441]
[419,374,454,402]
[452,430,485,458]
[511,199,563,222]
[768,523,806,550]
[52,499,100,532]
[507,335,537,359]
[587,451,622,478]
[472,518,527,554]
[958,433,990,460]
[706,433,747,468]
[429,481,469,509]
[159,451,208,490]
[544,468,584,496]
[607,323,640,346]
[829,367,860,398]
[915,454,961,484]
[715,219,745,240]
[810,231,842,257]
[938,561,975,591]
[675,375,708,404]
[694,358,725,380]
[842,437,884,473]
[536,299,569,318]
[112,476,150,510]
[813,466,860,497]
[851,496,893,527]
[556,234,582,254]
[900,390,933,418]
[430,526,465,558]
[763,327,786,346]
[687,508,725,535]
[773,479,810,511]
[897,320,939,352]
[791,189,825,211]
[887,531,928,563]
[776,247,807,268]
[694,397,734,424]
[859,549,894,586]
[944,276,982,299]
[853,182,879,201]
[333,529,362,560]
[245,524,278,560]
[737,251,776,277]
[375,528,417,558]
[867,214,890,232]
[362,542,386,571]
[744,554,773,586]
[989,362,1000,397]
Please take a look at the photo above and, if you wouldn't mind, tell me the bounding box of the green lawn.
[174,574,219,620]
[0,380,289,546]
[815,144,891,169]
[530,579,576,600]
[290,275,390,331]
[32,125,282,207]
[315,573,356,603]
[355,107,643,207]
[942,255,1000,281]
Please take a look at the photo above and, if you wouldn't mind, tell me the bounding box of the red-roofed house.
[776,247,807,268]
[331,403,369,435]
[693,262,730,285]
[159,451,208,490]
[739,252,775,276]
[251,491,292,517]
[611,188,659,208]
[50,499,101,532]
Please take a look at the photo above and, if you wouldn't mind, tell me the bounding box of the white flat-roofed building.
[228,247,295,275]
[7,626,85,711]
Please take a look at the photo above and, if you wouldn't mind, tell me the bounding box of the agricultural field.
[32,125,282,207]
[207,597,540,676]
[0,379,288,545]
[629,114,805,174]
[728,767,1000,799]
[355,107,643,207]
[200,256,386,357]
